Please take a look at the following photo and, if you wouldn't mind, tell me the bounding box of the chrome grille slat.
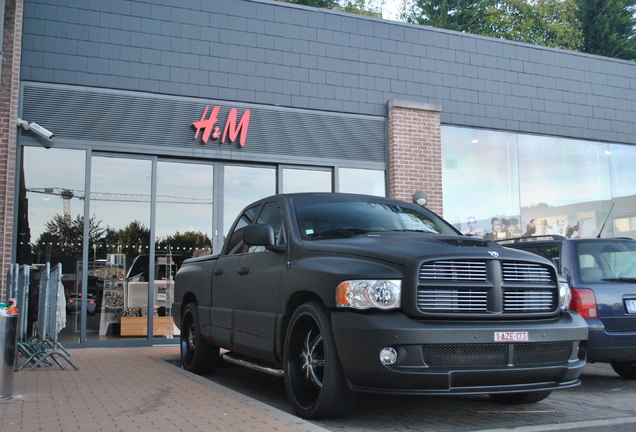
[419,261,487,281]
[418,289,488,311]
[417,260,556,314]
[502,262,551,282]
[504,291,553,311]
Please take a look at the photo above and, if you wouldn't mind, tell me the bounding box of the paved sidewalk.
[0,345,327,432]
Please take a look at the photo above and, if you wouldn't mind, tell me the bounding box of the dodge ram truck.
[173,193,588,419]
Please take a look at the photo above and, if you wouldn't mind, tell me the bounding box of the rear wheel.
[610,360,636,379]
[489,390,552,404]
[180,303,219,374]
[283,302,356,419]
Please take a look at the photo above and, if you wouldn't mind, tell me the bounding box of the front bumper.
[331,310,588,395]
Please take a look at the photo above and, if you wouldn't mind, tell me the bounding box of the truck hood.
[300,232,532,266]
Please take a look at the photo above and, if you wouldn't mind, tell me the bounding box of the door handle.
[213,269,223,276]
[237,267,249,276]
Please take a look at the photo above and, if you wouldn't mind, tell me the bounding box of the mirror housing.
[243,224,275,247]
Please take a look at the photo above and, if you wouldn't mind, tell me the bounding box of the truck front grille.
[421,342,572,368]
[417,260,557,315]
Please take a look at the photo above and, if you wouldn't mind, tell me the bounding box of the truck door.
[212,202,285,362]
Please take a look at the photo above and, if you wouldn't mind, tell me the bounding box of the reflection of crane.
[26,187,213,216]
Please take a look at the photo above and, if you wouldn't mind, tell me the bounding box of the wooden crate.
[120,317,177,337]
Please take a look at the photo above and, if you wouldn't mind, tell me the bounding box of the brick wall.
[388,100,443,216]
[0,0,23,299]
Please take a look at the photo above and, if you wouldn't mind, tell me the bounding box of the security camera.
[16,118,56,141]
[28,122,56,140]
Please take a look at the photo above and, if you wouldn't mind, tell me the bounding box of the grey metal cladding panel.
[21,84,386,163]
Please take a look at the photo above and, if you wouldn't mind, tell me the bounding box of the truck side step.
[222,353,284,377]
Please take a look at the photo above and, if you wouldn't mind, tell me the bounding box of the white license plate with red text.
[494,331,529,342]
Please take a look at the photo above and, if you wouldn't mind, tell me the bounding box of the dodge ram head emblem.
[488,251,499,257]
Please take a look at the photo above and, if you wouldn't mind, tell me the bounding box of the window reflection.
[19,147,86,344]
[89,156,152,341]
[442,126,632,239]
[338,168,385,196]
[223,165,276,237]
[156,161,214,256]
[282,167,332,193]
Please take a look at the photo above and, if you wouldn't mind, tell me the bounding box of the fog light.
[379,347,398,365]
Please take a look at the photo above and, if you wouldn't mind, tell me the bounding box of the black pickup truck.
[173,193,588,419]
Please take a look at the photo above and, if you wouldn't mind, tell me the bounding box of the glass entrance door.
[88,155,152,340]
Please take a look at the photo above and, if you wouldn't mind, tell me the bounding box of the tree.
[114,220,151,255]
[576,0,636,59]
[33,214,107,258]
[405,0,582,51]
[156,231,212,255]
[481,0,582,50]
[277,0,339,7]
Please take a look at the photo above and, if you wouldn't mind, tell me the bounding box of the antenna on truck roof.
[596,202,615,238]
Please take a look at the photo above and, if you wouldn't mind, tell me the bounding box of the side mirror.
[243,224,275,247]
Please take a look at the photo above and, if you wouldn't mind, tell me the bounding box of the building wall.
[0,0,22,298]
[388,100,442,214]
[19,0,636,145]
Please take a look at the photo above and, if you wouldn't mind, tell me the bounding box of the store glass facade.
[17,145,385,345]
[442,126,636,240]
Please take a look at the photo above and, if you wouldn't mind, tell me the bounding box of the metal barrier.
[8,263,77,371]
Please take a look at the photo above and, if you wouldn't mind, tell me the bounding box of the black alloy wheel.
[180,303,218,374]
[283,302,356,419]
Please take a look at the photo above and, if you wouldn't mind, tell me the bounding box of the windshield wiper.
[601,277,636,283]
[307,228,377,238]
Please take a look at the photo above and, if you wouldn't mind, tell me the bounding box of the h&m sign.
[192,105,250,147]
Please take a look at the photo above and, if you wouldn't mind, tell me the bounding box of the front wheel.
[489,390,552,404]
[611,360,636,379]
[180,303,219,374]
[283,302,356,419]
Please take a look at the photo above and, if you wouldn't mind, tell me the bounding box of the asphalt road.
[196,360,636,432]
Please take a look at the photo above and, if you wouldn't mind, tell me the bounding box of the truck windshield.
[295,200,459,240]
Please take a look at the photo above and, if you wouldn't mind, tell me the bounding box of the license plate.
[626,299,636,313]
[494,331,529,342]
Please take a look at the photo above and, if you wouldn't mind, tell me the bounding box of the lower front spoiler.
[348,367,582,396]
[331,310,588,395]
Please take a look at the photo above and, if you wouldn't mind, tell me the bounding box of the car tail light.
[89,300,95,304]
[570,288,597,318]
[68,299,74,303]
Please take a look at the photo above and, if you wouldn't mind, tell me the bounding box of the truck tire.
[610,360,636,379]
[489,390,552,404]
[180,303,219,374]
[283,302,356,419]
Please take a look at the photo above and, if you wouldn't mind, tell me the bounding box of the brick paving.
[0,346,327,432]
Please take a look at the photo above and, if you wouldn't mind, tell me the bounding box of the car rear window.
[575,240,636,282]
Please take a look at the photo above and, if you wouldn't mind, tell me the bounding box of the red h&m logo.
[193,106,251,147]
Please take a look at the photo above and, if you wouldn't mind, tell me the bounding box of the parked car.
[66,293,97,316]
[174,193,588,419]
[499,235,636,379]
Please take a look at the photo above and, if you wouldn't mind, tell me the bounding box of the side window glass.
[247,202,284,253]
[226,205,260,255]
[257,202,283,244]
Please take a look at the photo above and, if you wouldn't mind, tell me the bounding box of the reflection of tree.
[113,220,150,254]
[156,231,212,255]
[33,214,106,257]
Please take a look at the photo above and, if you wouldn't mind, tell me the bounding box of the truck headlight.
[558,280,571,311]
[336,280,401,310]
